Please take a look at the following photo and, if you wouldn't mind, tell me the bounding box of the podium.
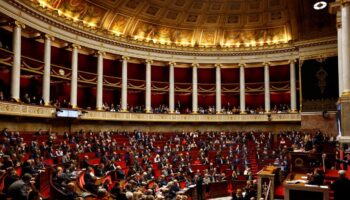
[283,173,329,200]
[257,166,279,200]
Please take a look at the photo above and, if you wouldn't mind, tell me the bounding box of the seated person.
[65,182,81,200]
[232,188,245,200]
[56,166,70,186]
[3,168,19,194]
[84,167,98,193]
[308,168,325,185]
[96,188,109,200]
[95,163,106,178]
[116,166,125,180]
[8,173,35,200]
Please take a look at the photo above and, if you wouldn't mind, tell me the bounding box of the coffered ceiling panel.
[24,0,336,48]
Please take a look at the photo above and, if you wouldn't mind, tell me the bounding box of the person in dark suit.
[232,188,245,200]
[8,173,34,200]
[3,168,19,194]
[330,170,350,200]
[81,156,90,169]
[308,168,325,185]
[194,175,204,200]
[116,166,125,180]
[84,167,97,194]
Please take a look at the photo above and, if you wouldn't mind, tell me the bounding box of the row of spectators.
[0,91,292,115]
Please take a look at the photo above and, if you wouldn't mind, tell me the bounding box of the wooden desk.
[283,173,329,200]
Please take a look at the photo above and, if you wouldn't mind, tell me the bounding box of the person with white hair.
[330,170,350,200]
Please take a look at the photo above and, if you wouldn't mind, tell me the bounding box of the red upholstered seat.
[88,158,100,165]
[79,172,85,187]
[0,174,6,192]
[16,167,22,177]
[179,181,186,189]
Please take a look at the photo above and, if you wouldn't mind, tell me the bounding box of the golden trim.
[0,102,301,122]
[341,91,350,97]
[289,109,298,113]
[96,107,103,111]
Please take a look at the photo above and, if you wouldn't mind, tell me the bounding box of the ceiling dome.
[24,0,335,49]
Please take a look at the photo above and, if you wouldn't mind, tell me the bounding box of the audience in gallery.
[0,127,338,200]
[0,90,292,114]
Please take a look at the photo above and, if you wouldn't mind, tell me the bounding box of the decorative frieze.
[0,102,301,122]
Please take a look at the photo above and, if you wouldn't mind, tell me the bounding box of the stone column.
[337,11,343,97]
[121,56,129,112]
[70,44,80,108]
[145,59,153,113]
[215,64,222,114]
[264,62,271,113]
[192,63,199,113]
[11,21,24,101]
[169,62,176,113]
[330,0,350,145]
[290,59,297,112]
[239,64,246,114]
[42,34,53,106]
[96,51,105,110]
[341,2,350,95]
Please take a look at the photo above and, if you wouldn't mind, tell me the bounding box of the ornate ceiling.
[21,0,335,49]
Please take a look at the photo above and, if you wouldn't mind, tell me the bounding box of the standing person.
[194,175,204,200]
[330,170,350,200]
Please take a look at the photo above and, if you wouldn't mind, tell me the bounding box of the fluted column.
[215,64,222,114]
[337,11,343,97]
[290,59,297,112]
[264,62,271,113]
[192,63,199,113]
[42,35,53,106]
[96,51,105,110]
[341,2,350,96]
[121,56,129,112]
[145,59,153,113]
[11,22,24,101]
[70,44,80,109]
[239,64,246,114]
[169,62,176,113]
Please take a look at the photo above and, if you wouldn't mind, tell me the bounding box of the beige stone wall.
[301,112,338,136]
[0,116,300,133]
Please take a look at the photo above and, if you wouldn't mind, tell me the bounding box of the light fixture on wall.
[313,1,328,10]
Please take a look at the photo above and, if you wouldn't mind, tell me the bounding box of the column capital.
[263,62,271,67]
[145,59,153,64]
[288,59,297,64]
[71,44,81,49]
[330,0,350,14]
[169,61,176,66]
[96,50,106,57]
[11,21,25,29]
[44,34,55,41]
[337,11,342,29]
[121,55,130,61]
[215,63,222,68]
[340,0,350,6]
[238,63,246,68]
[192,63,199,68]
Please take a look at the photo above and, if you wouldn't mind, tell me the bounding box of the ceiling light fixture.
[313,1,328,10]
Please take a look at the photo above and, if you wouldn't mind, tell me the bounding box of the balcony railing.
[0,101,301,122]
